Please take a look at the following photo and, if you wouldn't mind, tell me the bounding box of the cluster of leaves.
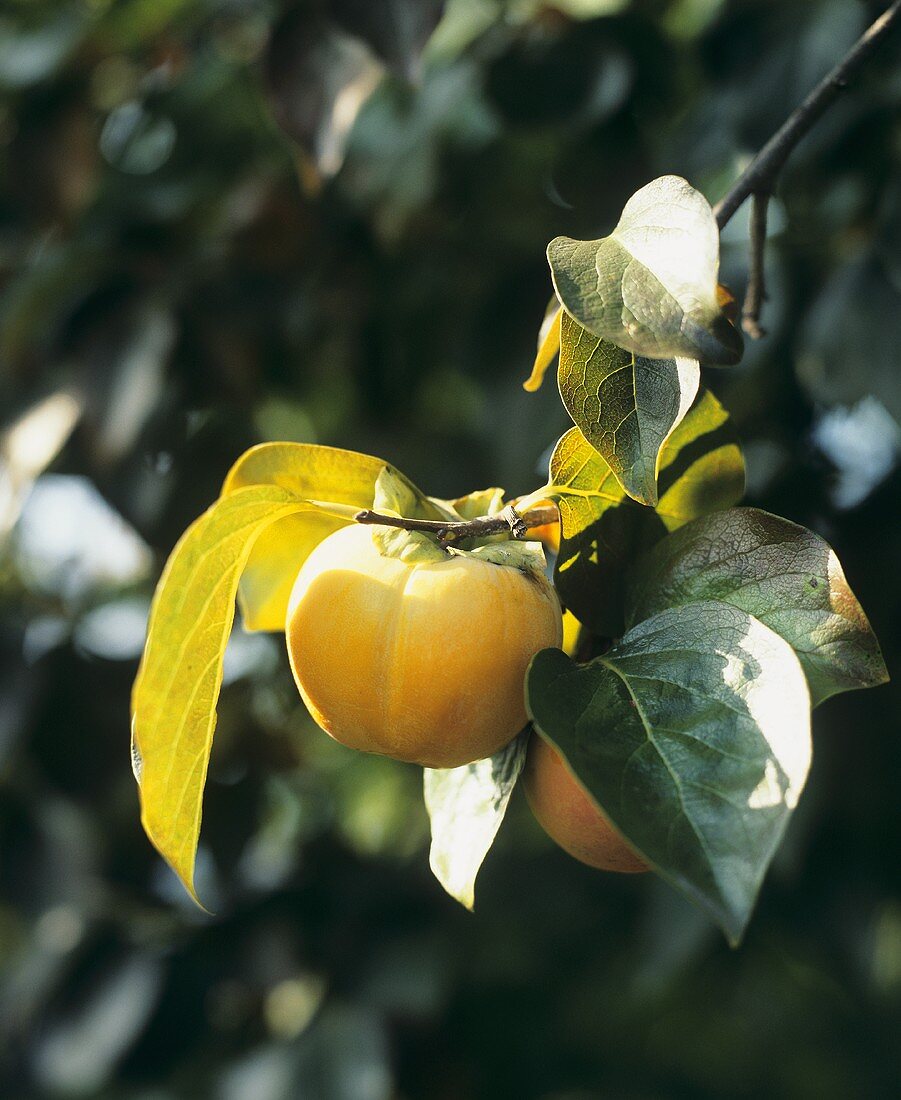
[131,174,887,946]
[131,438,543,901]
[429,176,887,943]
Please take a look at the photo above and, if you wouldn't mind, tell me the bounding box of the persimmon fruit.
[523,734,648,873]
[286,523,562,768]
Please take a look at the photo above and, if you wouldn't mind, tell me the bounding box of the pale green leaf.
[547,388,744,636]
[626,508,889,705]
[424,730,529,910]
[526,600,811,944]
[548,175,742,364]
[131,485,332,901]
[558,309,700,505]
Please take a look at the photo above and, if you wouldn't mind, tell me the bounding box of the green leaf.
[424,730,528,910]
[548,175,742,365]
[131,485,335,902]
[522,300,561,393]
[526,601,811,944]
[557,309,700,505]
[221,443,437,630]
[626,508,889,706]
[548,389,745,636]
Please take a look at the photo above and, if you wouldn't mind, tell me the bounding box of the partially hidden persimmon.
[286,523,563,768]
[523,734,648,873]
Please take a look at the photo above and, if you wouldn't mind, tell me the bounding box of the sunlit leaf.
[221,443,436,631]
[626,508,889,705]
[527,601,811,944]
[523,301,561,393]
[548,175,742,364]
[561,608,583,657]
[132,485,347,901]
[424,730,528,910]
[557,309,700,504]
[547,389,744,636]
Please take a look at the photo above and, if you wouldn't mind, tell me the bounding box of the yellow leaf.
[131,484,334,902]
[562,609,583,657]
[523,303,561,393]
[545,388,745,636]
[220,443,435,631]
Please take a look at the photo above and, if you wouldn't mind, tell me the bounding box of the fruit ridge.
[286,523,563,768]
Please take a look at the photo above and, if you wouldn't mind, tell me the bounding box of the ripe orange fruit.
[286,524,562,768]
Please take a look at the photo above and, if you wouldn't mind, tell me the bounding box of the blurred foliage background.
[1,1,900,1096]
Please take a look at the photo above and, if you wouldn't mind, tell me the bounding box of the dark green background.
[1,1,899,1096]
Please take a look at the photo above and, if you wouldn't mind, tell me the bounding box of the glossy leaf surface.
[626,508,889,705]
[424,731,528,910]
[527,601,811,944]
[548,176,742,364]
[557,309,699,505]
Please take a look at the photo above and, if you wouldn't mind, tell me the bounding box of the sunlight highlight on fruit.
[286,523,563,768]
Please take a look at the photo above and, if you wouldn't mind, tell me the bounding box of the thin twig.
[354,504,558,545]
[714,0,901,230]
[742,192,769,339]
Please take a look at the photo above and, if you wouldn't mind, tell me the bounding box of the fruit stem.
[354,503,559,545]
